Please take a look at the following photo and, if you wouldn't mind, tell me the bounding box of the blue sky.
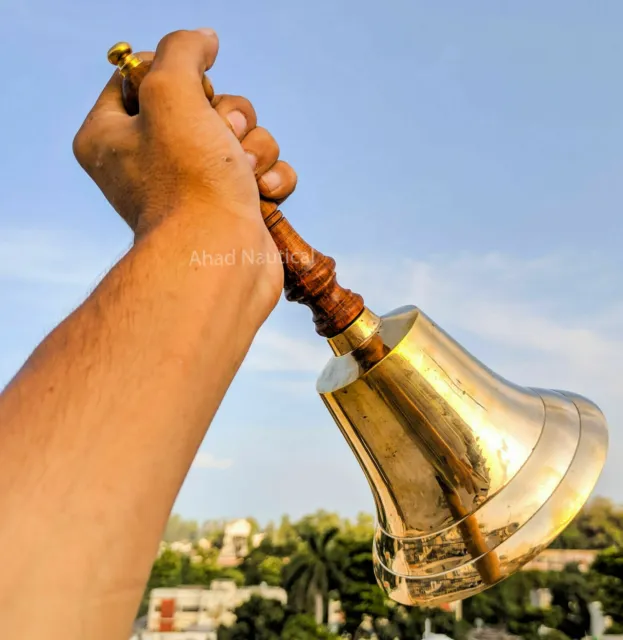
[1,1,621,525]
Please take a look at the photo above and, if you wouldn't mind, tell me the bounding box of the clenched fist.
[72,27,298,306]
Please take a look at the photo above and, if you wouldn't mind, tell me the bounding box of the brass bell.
[108,41,609,607]
[317,305,608,605]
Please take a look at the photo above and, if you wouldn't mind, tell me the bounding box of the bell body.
[317,306,608,605]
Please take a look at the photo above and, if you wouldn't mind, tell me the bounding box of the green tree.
[137,548,184,616]
[216,595,286,640]
[343,512,375,541]
[180,547,220,586]
[548,564,595,640]
[295,510,344,537]
[463,571,559,640]
[257,535,298,559]
[592,545,623,633]
[269,515,300,556]
[258,556,283,586]
[378,603,457,640]
[246,516,261,538]
[215,567,246,586]
[164,514,199,542]
[506,607,562,640]
[282,613,340,640]
[147,548,183,589]
[551,498,623,550]
[333,534,389,635]
[541,631,572,640]
[200,520,226,549]
[239,548,283,586]
[283,526,345,625]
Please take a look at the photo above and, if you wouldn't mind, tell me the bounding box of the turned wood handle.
[112,53,365,338]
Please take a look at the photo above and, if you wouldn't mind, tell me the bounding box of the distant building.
[529,588,553,608]
[468,628,520,640]
[170,541,194,555]
[424,616,454,640]
[197,538,212,551]
[217,519,253,567]
[158,518,259,567]
[251,532,265,548]
[522,549,598,573]
[145,580,287,634]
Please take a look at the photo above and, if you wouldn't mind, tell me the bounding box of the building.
[217,519,253,566]
[145,580,287,634]
[522,549,598,573]
[169,541,194,555]
[468,628,520,640]
[529,588,552,609]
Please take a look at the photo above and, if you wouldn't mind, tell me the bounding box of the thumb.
[140,29,220,115]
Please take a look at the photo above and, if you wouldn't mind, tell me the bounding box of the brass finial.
[107,42,142,76]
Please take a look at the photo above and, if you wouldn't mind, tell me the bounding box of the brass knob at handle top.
[107,42,140,73]
[106,41,215,114]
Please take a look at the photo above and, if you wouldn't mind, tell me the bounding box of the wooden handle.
[115,56,365,338]
[260,201,364,337]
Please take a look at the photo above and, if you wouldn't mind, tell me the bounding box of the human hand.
[72,28,297,241]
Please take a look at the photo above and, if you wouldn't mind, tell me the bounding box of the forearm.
[0,208,277,639]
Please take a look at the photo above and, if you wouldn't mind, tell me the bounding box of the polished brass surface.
[107,42,142,75]
[328,308,382,356]
[317,305,608,605]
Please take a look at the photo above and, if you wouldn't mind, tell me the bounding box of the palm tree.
[283,526,345,625]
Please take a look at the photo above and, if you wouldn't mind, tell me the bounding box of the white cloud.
[192,452,234,470]
[244,250,622,390]
[240,250,622,499]
[0,228,128,287]
[244,329,329,373]
[330,250,623,389]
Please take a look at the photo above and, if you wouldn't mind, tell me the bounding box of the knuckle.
[134,50,155,63]
[157,29,193,51]
[72,127,94,167]
[285,163,298,187]
[233,95,253,113]
[246,127,280,163]
[139,69,174,102]
[227,95,257,128]
[239,96,257,122]
[276,162,298,195]
[259,127,280,157]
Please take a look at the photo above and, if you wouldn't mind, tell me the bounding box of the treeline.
[140,498,623,639]
[548,497,623,549]
[165,497,623,552]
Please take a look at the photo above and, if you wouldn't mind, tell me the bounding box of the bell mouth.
[373,388,580,574]
[372,390,608,606]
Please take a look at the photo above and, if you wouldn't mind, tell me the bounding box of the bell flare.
[317,305,608,605]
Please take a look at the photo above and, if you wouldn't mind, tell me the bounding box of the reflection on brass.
[107,42,142,76]
[317,305,608,605]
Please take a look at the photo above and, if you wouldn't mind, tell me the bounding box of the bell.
[108,42,609,607]
[317,305,608,606]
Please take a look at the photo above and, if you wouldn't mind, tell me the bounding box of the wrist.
[135,203,283,322]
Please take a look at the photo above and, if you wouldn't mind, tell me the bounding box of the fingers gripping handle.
[106,42,365,338]
[107,42,215,115]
